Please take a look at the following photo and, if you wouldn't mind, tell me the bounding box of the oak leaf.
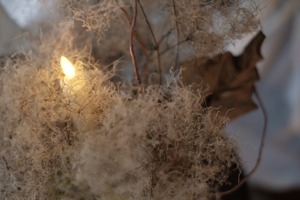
[181,31,265,120]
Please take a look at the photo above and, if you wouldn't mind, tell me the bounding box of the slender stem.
[130,0,142,88]
[160,38,188,55]
[219,87,268,196]
[172,0,180,68]
[158,29,173,45]
[137,0,162,85]
[119,6,149,57]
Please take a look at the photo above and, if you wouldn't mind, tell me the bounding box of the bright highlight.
[60,56,75,79]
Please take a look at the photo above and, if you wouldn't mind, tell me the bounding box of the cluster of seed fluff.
[0,51,238,199]
[172,0,260,55]
[0,49,115,199]
[0,0,252,198]
[58,0,259,57]
[76,84,238,200]
[59,0,125,38]
[50,0,260,82]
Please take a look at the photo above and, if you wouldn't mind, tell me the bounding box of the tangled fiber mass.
[0,0,260,199]
[0,52,238,199]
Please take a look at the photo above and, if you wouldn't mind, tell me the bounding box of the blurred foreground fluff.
[0,0,260,199]
[0,52,237,199]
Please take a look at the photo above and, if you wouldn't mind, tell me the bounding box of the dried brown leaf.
[181,31,265,120]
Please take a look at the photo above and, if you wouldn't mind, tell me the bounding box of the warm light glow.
[60,56,75,79]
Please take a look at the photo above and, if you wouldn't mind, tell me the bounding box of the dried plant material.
[0,0,263,199]
[172,0,260,56]
[77,84,239,200]
[181,31,265,119]
[0,50,116,199]
[58,0,125,38]
[49,0,260,80]
[0,49,239,199]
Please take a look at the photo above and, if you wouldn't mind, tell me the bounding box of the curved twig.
[219,87,268,196]
[129,0,142,88]
[119,7,149,57]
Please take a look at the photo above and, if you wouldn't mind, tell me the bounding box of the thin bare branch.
[137,0,162,85]
[129,0,142,88]
[119,6,149,57]
[172,0,180,68]
[219,88,268,196]
[160,38,189,56]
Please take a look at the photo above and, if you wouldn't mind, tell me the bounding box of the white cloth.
[0,0,48,27]
[227,0,300,190]
[0,5,23,54]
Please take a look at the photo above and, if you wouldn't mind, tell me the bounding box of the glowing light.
[60,56,75,79]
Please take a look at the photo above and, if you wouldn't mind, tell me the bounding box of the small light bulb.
[60,56,75,79]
